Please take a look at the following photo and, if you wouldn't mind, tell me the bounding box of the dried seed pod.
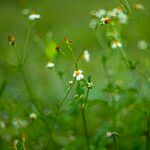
[64,37,72,44]
[7,35,16,47]
[55,45,61,52]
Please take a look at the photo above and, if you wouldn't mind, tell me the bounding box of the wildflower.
[112,7,123,15]
[118,13,128,24]
[89,19,99,29]
[106,132,112,137]
[22,9,30,15]
[88,82,93,89]
[73,70,84,81]
[112,7,128,24]
[0,121,6,129]
[7,35,16,46]
[28,13,41,21]
[111,40,122,49]
[83,50,90,62]
[101,16,110,25]
[107,10,116,18]
[12,118,28,129]
[46,62,55,69]
[137,40,148,50]
[134,3,144,11]
[95,9,106,19]
[29,113,37,120]
[106,131,119,138]
[13,139,19,149]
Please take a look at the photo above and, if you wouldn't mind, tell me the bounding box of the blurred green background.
[0,0,150,149]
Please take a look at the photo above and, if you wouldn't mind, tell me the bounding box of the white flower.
[106,132,112,137]
[112,7,123,15]
[118,13,128,24]
[137,40,148,50]
[83,50,90,62]
[95,9,106,19]
[73,70,84,81]
[134,3,144,11]
[12,118,28,129]
[28,13,41,21]
[46,62,55,69]
[0,121,6,129]
[22,9,30,15]
[29,113,37,120]
[101,16,110,25]
[89,19,98,29]
[112,7,128,24]
[111,40,122,49]
[107,10,116,18]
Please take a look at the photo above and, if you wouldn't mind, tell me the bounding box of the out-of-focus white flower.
[111,40,122,49]
[0,121,6,129]
[106,131,118,138]
[108,69,114,77]
[28,13,41,21]
[101,16,110,25]
[22,9,30,15]
[112,7,128,24]
[106,132,112,137]
[89,19,99,29]
[134,3,144,11]
[137,40,148,50]
[118,13,128,24]
[107,10,116,18]
[112,7,123,15]
[14,139,19,146]
[73,70,84,81]
[95,9,106,19]
[83,50,90,62]
[46,62,55,69]
[29,113,37,120]
[12,119,28,129]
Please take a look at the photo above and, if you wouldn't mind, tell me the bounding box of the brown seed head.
[7,35,16,46]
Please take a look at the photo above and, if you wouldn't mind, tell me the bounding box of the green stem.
[146,111,150,150]
[81,109,90,150]
[22,25,31,62]
[50,78,76,132]
[113,135,117,150]
[75,29,97,68]
[0,55,16,68]
[81,88,90,150]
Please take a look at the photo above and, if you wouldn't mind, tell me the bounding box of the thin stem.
[146,110,150,150]
[81,109,90,150]
[22,24,31,62]
[95,34,116,128]
[75,29,97,68]
[81,87,90,150]
[14,46,21,65]
[0,55,16,68]
[50,78,76,132]
[113,135,117,150]
[67,44,76,63]
[20,69,54,146]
